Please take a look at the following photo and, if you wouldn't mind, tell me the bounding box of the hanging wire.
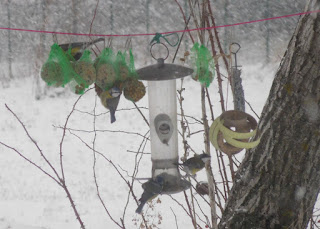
[150,32,180,47]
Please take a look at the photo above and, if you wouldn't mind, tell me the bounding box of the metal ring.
[150,42,169,60]
[230,42,241,54]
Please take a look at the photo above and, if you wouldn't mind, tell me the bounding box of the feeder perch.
[137,58,193,194]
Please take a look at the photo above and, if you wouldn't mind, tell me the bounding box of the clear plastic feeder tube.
[148,80,179,178]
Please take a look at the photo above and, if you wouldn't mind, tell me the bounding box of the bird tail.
[110,111,116,123]
[173,162,183,166]
[135,201,146,214]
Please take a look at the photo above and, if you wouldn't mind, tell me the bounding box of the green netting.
[190,42,215,87]
[128,49,138,79]
[95,48,118,90]
[41,43,77,87]
[116,50,130,81]
[95,48,138,90]
[71,50,96,94]
[41,44,139,94]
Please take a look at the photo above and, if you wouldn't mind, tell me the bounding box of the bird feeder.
[137,44,193,194]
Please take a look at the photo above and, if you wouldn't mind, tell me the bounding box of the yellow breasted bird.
[136,176,164,214]
[177,153,211,175]
[99,86,122,123]
[59,38,105,60]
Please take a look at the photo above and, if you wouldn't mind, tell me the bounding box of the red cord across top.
[0,10,319,37]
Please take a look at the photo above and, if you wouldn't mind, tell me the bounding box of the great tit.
[59,37,105,60]
[177,153,211,175]
[136,176,164,214]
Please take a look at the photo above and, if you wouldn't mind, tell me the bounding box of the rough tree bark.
[218,0,320,228]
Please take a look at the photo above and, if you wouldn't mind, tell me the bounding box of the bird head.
[199,153,211,163]
[109,87,121,98]
[154,175,164,186]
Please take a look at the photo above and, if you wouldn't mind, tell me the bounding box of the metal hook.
[230,43,241,69]
[52,33,58,44]
[125,36,132,52]
[107,37,113,48]
[230,42,241,54]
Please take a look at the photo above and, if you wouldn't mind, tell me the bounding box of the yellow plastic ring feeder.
[209,110,260,156]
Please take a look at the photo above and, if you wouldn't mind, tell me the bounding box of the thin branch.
[171,207,179,229]
[91,95,124,228]
[0,141,62,187]
[4,104,62,181]
[53,126,150,140]
[59,90,90,181]
[132,102,149,126]
[201,86,218,228]
[245,99,260,119]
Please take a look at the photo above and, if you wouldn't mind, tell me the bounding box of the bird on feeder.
[176,153,211,176]
[99,86,122,123]
[59,38,105,61]
[136,175,164,214]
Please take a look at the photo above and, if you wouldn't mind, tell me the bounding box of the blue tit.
[136,176,164,214]
[59,38,104,60]
[100,86,121,123]
[177,153,211,175]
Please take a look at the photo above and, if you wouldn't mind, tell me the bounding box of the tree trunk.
[218,0,320,228]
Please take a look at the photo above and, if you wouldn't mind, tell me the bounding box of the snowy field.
[0,63,276,229]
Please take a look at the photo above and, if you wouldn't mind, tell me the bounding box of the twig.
[59,91,88,181]
[184,191,197,229]
[4,103,86,228]
[201,86,218,228]
[245,99,260,119]
[5,104,61,181]
[91,95,124,228]
[173,0,195,44]
[0,141,62,187]
[126,150,151,155]
[171,207,179,229]
[205,16,225,112]
[53,126,150,140]
[132,102,149,126]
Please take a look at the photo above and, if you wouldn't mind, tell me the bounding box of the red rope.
[0,10,319,37]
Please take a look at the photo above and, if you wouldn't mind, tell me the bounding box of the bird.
[99,86,122,123]
[136,176,164,214]
[58,38,105,60]
[176,153,211,176]
[196,181,209,196]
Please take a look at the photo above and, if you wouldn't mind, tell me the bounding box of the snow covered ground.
[0,63,275,229]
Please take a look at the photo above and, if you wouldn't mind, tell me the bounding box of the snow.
[0,64,275,229]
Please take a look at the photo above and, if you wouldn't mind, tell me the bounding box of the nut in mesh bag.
[96,63,117,90]
[118,63,130,81]
[74,61,96,86]
[41,61,64,87]
[123,79,146,102]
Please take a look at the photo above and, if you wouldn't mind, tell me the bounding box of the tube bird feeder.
[137,57,193,194]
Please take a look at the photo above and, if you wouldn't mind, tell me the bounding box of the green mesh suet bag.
[115,49,138,81]
[70,50,96,94]
[75,50,96,86]
[128,49,138,79]
[191,42,215,87]
[115,51,130,81]
[95,48,117,90]
[41,43,77,87]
